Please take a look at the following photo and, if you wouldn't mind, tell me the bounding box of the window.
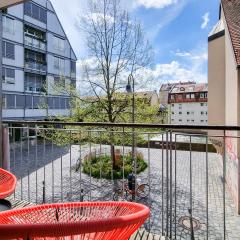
[186,94,190,99]
[3,16,14,34]
[24,2,47,23]
[171,95,174,100]
[200,93,205,98]
[2,95,6,109]
[201,111,204,115]
[16,95,25,109]
[179,104,182,109]
[200,103,204,106]
[33,96,45,109]
[172,112,174,115]
[6,95,15,109]
[54,36,65,51]
[205,93,208,98]
[171,119,174,122]
[54,57,65,72]
[179,119,182,122]
[25,95,33,109]
[191,120,194,122]
[201,120,204,123]
[2,41,15,60]
[171,104,174,107]
[25,73,45,93]
[71,61,76,74]
[179,112,182,115]
[178,94,182,99]
[187,111,190,115]
[2,67,15,84]
[190,94,195,99]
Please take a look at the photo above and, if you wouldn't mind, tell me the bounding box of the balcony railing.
[2,121,240,239]
[24,35,46,51]
[25,61,47,72]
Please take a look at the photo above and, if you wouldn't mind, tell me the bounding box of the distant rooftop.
[169,83,208,94]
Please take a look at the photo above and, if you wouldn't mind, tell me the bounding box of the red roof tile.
[221,0,240,66]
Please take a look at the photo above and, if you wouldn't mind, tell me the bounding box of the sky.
[50,0,220,92]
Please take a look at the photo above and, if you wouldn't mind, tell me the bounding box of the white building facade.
[169,83,208,125]
[2,0,77,120]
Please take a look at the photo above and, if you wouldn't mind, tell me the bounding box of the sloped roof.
[160,81,196,92]
[221,0,240,66]
[170,83,208,94]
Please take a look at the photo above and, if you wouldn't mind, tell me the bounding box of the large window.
[2,67,15,84]
[71,61,76,74]
[54,57,65,72]
[53,36,65,52]
[24,2,47,23]
[3,16,14,34]
[25,73,45,93]
[2,41,15,60]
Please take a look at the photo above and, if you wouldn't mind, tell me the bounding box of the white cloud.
[201,12,210,29]
[135,0,178,9]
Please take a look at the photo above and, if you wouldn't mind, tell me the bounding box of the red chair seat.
[0,168,17,199]
[0,201,150,240]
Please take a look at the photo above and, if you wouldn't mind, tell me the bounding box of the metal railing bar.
[4,120,240,131]
[169,130,173,239]
[69,130,72,201]
[166,131,169,237]
[223,131,226,240]
[161,133,164,236]
[7,126,240,140]
[206,135,209,240]
[35,127,38,204]
[20,128,23,201]
[174,134,177,240]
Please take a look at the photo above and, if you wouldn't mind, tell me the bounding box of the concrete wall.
[208,35,226,125]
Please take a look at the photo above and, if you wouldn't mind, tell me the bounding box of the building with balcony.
[208,0,240,213]
[168,83,208,125]
[1,0,77,120]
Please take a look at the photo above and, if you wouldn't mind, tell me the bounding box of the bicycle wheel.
[137,184,150,198]
[113,189,128,201]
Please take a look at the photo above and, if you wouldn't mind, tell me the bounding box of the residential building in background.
[2,0,77,120]
[159,81,195,107]
[168,83,208,125]
[208,0,240,213]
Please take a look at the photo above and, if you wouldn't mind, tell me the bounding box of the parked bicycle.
[113,174,150,201]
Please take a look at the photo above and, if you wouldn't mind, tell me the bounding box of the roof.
[221,0,240,66]
[0,0,29,9]
[160,81,196,92]
[169,83,208,94]
[208,18,225,37]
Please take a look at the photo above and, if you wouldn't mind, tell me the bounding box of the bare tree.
[76,0,152,167]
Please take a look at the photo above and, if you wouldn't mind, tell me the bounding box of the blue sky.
[51,0,220,90]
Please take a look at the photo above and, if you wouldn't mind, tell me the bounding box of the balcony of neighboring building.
[24,25,47,52]
[24,49,47,73]
[169,92,208,104]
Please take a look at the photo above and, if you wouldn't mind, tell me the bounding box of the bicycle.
[113,179,150,201]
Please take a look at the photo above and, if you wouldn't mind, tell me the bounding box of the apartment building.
[208,0,240,212]
[1,0,77,120]
[168,83,208,125]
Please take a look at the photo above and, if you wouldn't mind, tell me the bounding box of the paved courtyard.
[10,141,240,239]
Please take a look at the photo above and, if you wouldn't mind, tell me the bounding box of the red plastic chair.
[0,201,150,240]
[0,168,17,199]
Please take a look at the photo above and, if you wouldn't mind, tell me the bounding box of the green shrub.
[80,152,147,179]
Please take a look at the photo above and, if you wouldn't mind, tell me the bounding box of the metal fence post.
[2,124,10,170]
[0,10,3,169]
